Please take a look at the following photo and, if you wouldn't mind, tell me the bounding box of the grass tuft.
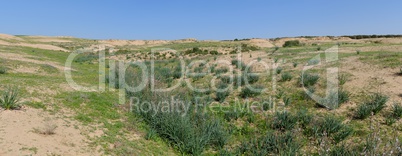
[0,86,22,110]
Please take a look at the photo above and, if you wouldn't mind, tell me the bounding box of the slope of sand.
[0,108,99,156]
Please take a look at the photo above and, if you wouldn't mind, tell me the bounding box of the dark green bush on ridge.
[283,40,301,47]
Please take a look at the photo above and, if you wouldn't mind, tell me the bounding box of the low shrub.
[283,40,301,47]
[317,89,350,110]
[298,72,320,87]
[272,111,297,131]
[0,86,22,110]
[238,132,301,155]
[354,94,388,119]
[391,102,402,118]
[276,67,283,74]
[0,66,7,74]
[215,83,230,102]
[215,67,229,75]
[293,62,298,68]
[239,85,263,98]
[74,53,98,63]
[306,116,353,144]
[281,72,292,81]
[308,59,320,65]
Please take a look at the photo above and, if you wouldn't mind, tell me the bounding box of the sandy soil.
[0,34,25,41]
[0,108,98,156]
[340,56,402,104]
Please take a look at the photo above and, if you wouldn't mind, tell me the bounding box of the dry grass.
[33,119,58,135]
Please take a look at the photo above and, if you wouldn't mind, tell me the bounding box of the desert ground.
[0,33,401,155]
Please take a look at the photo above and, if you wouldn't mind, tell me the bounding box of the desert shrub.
[296,109,312,128]
[231,59,246,71]
[33,120,57,135]
[339,74,347,85]
[283,40,301,47]
[283,97,291,106]
[293,62,298,68]
[354,104,373,120]
[274,58,279,63]
[272,111,297,131]
[0,86,22,110]
[145,128,158,140]
[276,67,283,74]
[392,102,402,118]
[398,68,402,75]
[356,50,361,55]
[215,83,230,102]
[210,50,219,55]
[239,85,263,98]
[233,73,259,87]
[173,65,183,79]
[241,44,259,52]
[74,53,98,63]
[317,89,350,109]
[298,72,320,87]
[130,86,227,155]
[238,132,301,155]
[308,59,320,65]
[0,66,7,74]
[262,99,274,111]
[306,116,353,144]
[385,115,396,126]
[354,94,388,119]
[215,67,228,75]
[281,72,292,81]
[329,144,359,156]
[220,75,232,84]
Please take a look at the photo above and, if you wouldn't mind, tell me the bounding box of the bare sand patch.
[0,108,99,156]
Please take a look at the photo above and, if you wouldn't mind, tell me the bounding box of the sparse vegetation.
[298,72,320,87]
[354,94,388,119]
[0,86,22,110]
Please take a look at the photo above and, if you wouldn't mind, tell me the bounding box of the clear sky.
[1,0,401,40]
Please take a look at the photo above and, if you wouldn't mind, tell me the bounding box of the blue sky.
[1,0,401,40]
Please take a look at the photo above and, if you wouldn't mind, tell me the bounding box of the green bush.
[239,85,263,98]
[130,86,228,155]
[398,68,402,75]
[238,132,301,155]
[296,109,312,128]
[317,89,350,109]
[272,111,297,131]
[276,67,283,74]
[391,102,402,118]
[215,67,228,75]
[233,74,259,87]
[0,66,7,74]
[74,53,98,63]
[280,72,292,81]
[283,40,301,47]
[215,83,230,102]
[231,60,246,71]
[308,59,320,65]
[293,62,298,68]
[354,104,373,120]
[0,86,22,110]
[298,72,320,87]
[354,94,388,120]
[173,65,183,79]
[306,116,353,144]
[330,144,359,156]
